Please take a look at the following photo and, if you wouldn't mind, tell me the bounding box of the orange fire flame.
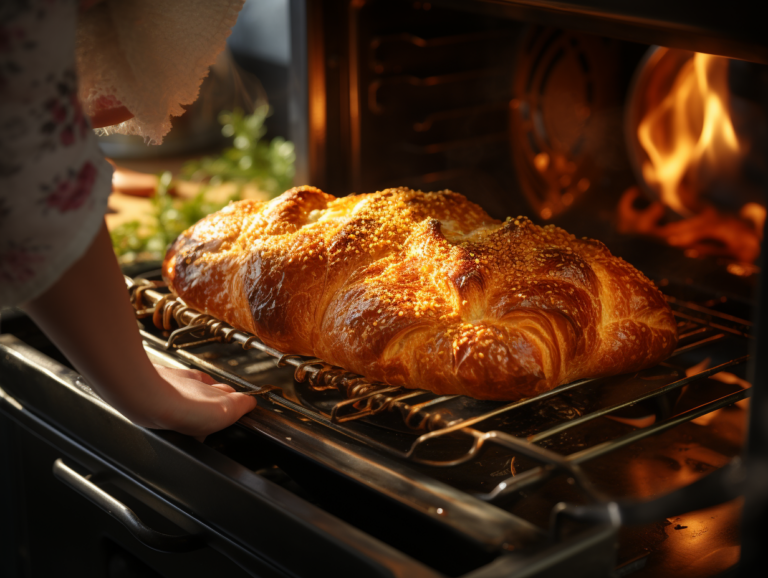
[617,187,763,263]
[620,51,766,263]
[638,53,742,216]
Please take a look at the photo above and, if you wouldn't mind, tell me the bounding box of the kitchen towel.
[76,0,244,144]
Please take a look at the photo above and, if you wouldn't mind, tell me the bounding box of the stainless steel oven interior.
[1,1,767,577]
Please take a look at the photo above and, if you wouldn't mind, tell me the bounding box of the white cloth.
[0,0,243,307]
[76,0,244,144]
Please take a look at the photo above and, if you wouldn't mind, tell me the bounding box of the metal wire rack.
[127,275,752,506]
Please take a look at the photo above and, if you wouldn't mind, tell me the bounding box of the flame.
[638,53,741,216]
[617,187,762,263]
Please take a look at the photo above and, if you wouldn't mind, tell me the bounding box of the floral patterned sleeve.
[0,0,113,307]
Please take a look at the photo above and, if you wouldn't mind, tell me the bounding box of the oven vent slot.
[353,0,520,197]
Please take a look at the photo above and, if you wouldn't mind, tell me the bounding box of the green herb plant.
[182,105,295,196]
[110,107,294,264]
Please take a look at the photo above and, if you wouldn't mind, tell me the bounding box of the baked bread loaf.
[163,186,678,401]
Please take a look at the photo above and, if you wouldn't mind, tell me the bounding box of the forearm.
[21,222,168,426]
[22,221,257,437]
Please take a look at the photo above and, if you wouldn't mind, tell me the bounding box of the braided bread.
[162,186,678,400]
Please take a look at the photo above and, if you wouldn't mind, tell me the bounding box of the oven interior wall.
[293,0,766,301]
[301,0,644,217]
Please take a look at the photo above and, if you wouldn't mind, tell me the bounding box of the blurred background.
[105,0,295,266]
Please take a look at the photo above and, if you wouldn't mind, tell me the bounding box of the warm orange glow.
[638,53,740,216]
[606,414,656,428]
[617,187,763,263]
[533,152,550,172]
[740,202,767,237]
[684,358,750,425]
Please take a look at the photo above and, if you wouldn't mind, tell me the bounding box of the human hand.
[145,366,258,439]
[23,223,255,441]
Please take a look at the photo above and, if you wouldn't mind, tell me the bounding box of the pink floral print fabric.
[1,0,113,306]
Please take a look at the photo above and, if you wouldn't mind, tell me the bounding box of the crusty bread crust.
[163,186,678,400]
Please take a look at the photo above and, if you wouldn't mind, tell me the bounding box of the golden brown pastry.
[163,186,678,401]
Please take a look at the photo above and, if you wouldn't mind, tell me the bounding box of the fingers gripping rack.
[127,277,390,402]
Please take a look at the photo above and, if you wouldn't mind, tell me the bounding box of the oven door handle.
[53,459,204,553]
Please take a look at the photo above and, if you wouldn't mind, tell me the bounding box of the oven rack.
[127,275,751,507]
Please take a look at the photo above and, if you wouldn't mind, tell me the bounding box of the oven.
[1,1,766,576]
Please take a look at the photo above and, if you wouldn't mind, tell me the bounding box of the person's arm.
[22,221,257,438]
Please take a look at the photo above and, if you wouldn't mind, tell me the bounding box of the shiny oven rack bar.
[127,275,752,518]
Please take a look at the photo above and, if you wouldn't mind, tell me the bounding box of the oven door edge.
[0,334,442,578]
